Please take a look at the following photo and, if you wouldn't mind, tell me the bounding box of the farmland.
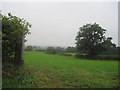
[2,51,119,88]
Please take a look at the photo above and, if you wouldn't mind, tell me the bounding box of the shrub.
[35,49,45,52]
[2,12,31,64]
[46,50,57,54]
[24,46,33,51]
[75,53,87,58]
[98,55,120,60]
[75,53,119,60]
[46,47,57,54]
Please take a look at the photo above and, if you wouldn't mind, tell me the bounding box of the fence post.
[21,35,24,64]
[14,35,24,65]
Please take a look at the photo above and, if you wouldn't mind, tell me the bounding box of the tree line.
[25,45,119,56]
[25,46,76,53]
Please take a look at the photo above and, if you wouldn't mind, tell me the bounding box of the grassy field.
[3,51,119,88]
[66,53,76,56]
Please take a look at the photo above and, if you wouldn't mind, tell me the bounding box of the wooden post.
[14,35,24,65]
[21,35,24,64]
[0,11,2,89]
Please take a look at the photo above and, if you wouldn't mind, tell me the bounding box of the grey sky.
[2,2,118,47]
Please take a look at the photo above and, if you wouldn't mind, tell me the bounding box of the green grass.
[3,51,119,88]
[66,53,76,56]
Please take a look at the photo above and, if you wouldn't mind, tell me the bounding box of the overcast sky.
[2,1,118,47]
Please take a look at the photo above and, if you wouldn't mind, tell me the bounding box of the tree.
[75,23,116,57]
[56,47,64,52]
[1,12,31,64]
[101,46,119,55]
[66,46,76,53]
[46,47,57,54]
[25,46,33,51]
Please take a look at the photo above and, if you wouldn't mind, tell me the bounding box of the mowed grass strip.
[23,51,118,88]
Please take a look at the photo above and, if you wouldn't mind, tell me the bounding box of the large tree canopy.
[75,23,116,57]
[1,12,31,64]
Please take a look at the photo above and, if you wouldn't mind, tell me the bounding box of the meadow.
[2,51,119,88]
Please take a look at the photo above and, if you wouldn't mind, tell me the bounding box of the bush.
[46,47,57,54]
[2,13,31,64]
[98,55,120,60]
[75,53,120,60]
[46,50,57,54]
[24,46,33,51]
[35,49,45,52]
[75,53,87,58]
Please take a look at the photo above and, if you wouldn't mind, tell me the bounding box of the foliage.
[98,55,120,60]
[66,46,76,53]
[32,46,77,54]
[75,53,87,58]
[75,53,119,60]
[24,45,33,51]
[35,49,45,52]
[101,46,119,55]
[75,23,116,57]
[2,62,37,88]
[46,47,57,54]
[29,46,46,52]
[56,47,65,52]
[2,12,31,64]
